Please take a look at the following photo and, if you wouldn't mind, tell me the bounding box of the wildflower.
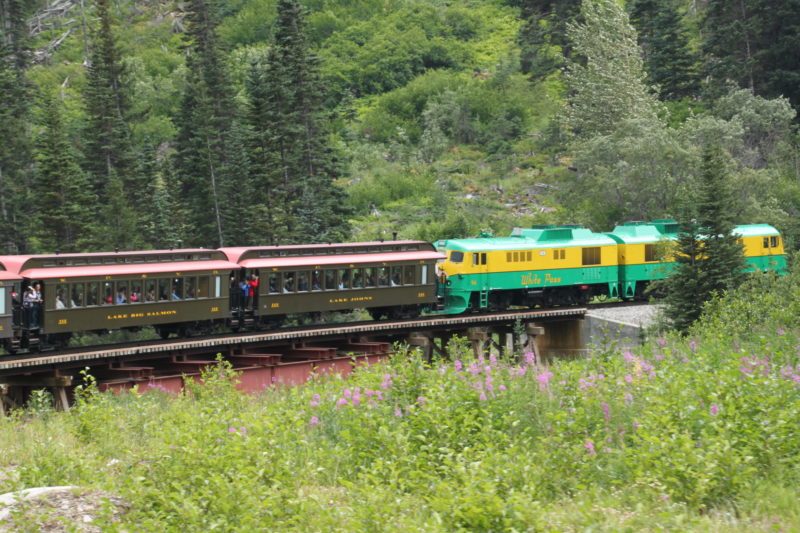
[625,375,633,384]
[623,351,635,363]
[343,388,352,398]
[394,407,403,417]
[602,403,610,420]
[454,360,463,372]
[524,352,536,366]
[417,396,425,404]
[490,354,498,366]
[777,327,785,336]
[585,440,597,456]
[689,340,697,352]
[469,363,480,376]
[228,427,237,434]
[352,397,361,407]
[657,338,668,347]
[336,398,348,406]
[309,400,319,407]
[479,392,488,402]
[309,416,319,426]
[624,393,633,406]
[312,393,321,402]
[499,384,507,392]
[710,404,719,416]
[603,447,613,453]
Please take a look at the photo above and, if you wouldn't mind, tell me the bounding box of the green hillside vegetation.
[2,262,800,529]
[4,0,797,253]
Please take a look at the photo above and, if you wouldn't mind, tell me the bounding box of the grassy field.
[1,272,799,530]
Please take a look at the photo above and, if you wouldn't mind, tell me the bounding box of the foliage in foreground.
[1,278,800,530]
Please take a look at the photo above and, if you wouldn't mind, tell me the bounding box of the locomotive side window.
[450,251,464,263]
[198,277,209,298]
[582,247,601,266]
[283,273,296,292]
[506,252,512,262]
[644,244,658,262]
[481,253,487,265]
[71,283,84,307]
[472,253,479,266]
[771,236,778,247]
[312,270,322,290]
[391,266,401,286]
[763,237,769,248]
[378,267,389,286]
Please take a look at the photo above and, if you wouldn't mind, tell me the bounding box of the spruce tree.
[82,0,135,201]
[512,0,581,80]
[628,0,699,100]
[0,0,33,253]
[32,93,96,253]
[245,0,350,244]
[663,145,747,332]
[174,0,240,247]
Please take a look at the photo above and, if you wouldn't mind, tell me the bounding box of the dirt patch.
[0,486,130,532]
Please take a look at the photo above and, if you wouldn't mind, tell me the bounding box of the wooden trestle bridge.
[0,307,588,413]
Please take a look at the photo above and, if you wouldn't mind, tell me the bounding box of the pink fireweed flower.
[585,440,597,455]
[602,403,610,420]
[312,393,320,402]
[623,351,635,363]
[624,393,633,406]
[710,404,719,416]
[417,396,425,404]
[479,392,488,402]
[524,352,536,366]
[394,407,403,417]
[689,340,697,352]
[228,427,238,434]
[498,384,507,392]
[336,398,348,406]
[352,396,361,407]
[469,363,480,376]
[309,400,319,407]
[657,338,668,347]
[309,416,319,426]
[343,388,352,398]
[536,370,554,391]
[777,327,785,336]
[490,354,498,366]
[625,375,633,384]
[454,359,463,372]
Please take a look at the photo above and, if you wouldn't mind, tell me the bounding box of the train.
[0,220,787,354]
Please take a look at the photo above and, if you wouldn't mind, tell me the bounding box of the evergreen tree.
[628,0,699,100]
[174,0,239,247]
[82,0,135,201]
[245,0,350,244]
[563,0,663,139]
[702,0,800,109]
[0,0,33,253]
[663,144,747,332]
[32,93,96,253]
[510,0,581,80]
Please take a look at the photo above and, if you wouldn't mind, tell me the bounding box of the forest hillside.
[1,0,799,253]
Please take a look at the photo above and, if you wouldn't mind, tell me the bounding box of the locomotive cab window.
[763,237,769,248]
[644,244,658,262]
[582,247,601,266]
[450,251,464,263]
[472,253,479,266]
[771,236,778,247]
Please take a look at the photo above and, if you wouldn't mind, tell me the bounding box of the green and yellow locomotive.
[436,220,787,314]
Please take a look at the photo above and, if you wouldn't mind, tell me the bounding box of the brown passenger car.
[221,241,444,321]
[0,250,239,343]
[0,270,20,350]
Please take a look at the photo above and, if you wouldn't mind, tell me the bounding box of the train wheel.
[156,326,170,340]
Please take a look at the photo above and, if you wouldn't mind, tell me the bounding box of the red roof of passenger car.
[6,261,239,280]
[0,270,21,281]
[220,241,434,263]
[237,250,445,269]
